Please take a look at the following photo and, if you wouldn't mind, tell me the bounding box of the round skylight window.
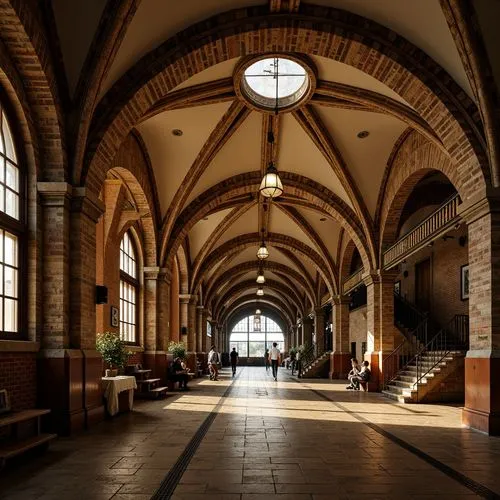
[238,56,313,111]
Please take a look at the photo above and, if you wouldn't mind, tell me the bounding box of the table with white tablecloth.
[102,376,137,416]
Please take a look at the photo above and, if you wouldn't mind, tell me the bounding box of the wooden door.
[415,258,431,312]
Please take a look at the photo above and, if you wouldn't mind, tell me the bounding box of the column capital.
[37,182,72,207]
[362,272,380,287]
[144,266,160,280]
[332,295,350,306]
[458,189,500,225]
[71,187,105,222]
[179,294,198,306]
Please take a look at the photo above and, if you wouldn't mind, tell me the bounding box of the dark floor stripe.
[150,369,241,500]
[306,385,500,499]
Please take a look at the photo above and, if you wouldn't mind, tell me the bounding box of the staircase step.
[136,378,160,384]
[150,386,168,392]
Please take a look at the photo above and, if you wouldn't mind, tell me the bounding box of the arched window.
[119,231,138,343]
[0,101,24,338]
[229,315,284,357]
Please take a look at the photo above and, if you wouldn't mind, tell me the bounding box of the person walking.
[208,345,219,381]
[230,347,238,376]
[270,342,281,381]
[264,348,270,373]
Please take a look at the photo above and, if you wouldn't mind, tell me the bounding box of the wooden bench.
[359,381,371,392]
[0,409,56,469]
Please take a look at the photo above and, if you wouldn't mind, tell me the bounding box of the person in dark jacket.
[168,357,189,390]
[230,347,238,376]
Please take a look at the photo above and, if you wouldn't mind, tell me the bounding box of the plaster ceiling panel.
[173,59,239,91]
[213,205,259,249]
[269,206,318,252]
[274,248,317,283]
[205,256,227,282]
[52,0,106,96]
[311,0,472,97]
[295,208,342,264]
[314,106,407,217]
[312,56,408,105]
[226,247,260,269]
[189,208,233,262]
[137,102,231,216]
[278,114,353,208]
[184,111,262,208]
[102,0,265,96]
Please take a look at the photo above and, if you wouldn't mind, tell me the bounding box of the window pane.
[6,162,18,191]
[5,190,18,219]
[249,342,265,357]
[4,267,16,297]
[249,332,265,342]
[4,232,17,266]
[229,333,247,342]
[2,114,16,162]
[4,298,17,332]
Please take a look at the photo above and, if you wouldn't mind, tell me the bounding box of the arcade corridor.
[1,367,499,500]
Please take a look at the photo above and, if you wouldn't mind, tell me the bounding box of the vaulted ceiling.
[48,0,485,327]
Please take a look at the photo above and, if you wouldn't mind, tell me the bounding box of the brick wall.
[395,225,468,327]
[349,306,367,361]
[0,352,37,410]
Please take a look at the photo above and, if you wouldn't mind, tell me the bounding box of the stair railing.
[382,316,427,390]
[299,344,316,372]
[413,314,469,401]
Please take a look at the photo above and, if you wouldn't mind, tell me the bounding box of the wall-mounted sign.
[110,306,119,327]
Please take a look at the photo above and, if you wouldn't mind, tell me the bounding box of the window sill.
[0,340,40,352]
[128,345,144,353]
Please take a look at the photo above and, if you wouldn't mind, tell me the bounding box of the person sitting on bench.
[168,357,189,390]
[349,361,371,391]
[346,358,360,390]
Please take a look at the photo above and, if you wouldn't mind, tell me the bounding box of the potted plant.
[167,341,186,360]
[96,332,131,377]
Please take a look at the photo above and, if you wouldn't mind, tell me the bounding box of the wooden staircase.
[300,349,331,378]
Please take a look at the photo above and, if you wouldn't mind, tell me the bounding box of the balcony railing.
[342,267,364,295]
[383,193,460,270]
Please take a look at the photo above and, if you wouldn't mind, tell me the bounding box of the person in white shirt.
[208,345,219,381]
[270,342,281,381]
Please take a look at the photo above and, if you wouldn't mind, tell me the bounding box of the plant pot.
[105,368,118,377]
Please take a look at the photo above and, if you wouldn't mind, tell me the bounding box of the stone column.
[38,184,105,434]
[179,294,190,347]
[363,271,399,390]
[196,306,205,353]
[330,295,351,379]
[143,267,170,382]
[314,307,326,355]
[303,316,313,347]
[461,195,500,435]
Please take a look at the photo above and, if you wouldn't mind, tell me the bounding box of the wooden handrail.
[383,193,460,269]
[342,267,364,295]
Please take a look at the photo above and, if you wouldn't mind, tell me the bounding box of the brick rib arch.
[162,171,373,275]
[380,131,464,252]
[176,245,189,295]
[212,278,303,320]
[82,4,488,200]
[192,232,335,300]
[339,239,359,286]
[206,261,315,310]
[220,295,294,328]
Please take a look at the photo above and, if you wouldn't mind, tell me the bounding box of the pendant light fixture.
[257,229,269,260]
[255,308,261,315]
[256,262,265,284]
[256,287,264,296]
[259,131,283,199]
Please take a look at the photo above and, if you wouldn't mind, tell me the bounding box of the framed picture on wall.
[394,281,401,295]
[110,306,119,327]
[461,264,469,301]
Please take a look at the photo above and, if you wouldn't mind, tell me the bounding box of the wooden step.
[136,378,160,384]
[150,386,168,393]
[0,433,56,460]
[134,369,152,374]
[0,409,50,428]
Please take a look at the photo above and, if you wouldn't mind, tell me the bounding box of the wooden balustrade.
[383,194,460,270]
[342,267,364,295]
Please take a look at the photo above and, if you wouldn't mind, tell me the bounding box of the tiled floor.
[1,367,500,499]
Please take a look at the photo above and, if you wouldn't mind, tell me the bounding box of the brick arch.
[213,278,304,320]
[192,232,335,299]
[1,1,67,182]
[380,131,464,251]
[205,260,315,310]
[339,239,359,285]
[220,295,294,328]
[226,305,290,334]
[83,4,488,201]
[163,171,373,278]
[176,245,189,295]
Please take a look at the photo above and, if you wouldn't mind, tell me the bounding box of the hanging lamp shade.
[256,273,265,284]
[257,242,269,260]
[255,309,261,315]
[259,163,283,198]
[256,287,264,296]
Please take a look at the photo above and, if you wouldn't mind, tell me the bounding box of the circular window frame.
[234,54,317,113]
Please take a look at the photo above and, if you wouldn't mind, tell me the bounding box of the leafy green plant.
[167,341,186,360]
[289,346,298,356]
[96,332,131,368]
